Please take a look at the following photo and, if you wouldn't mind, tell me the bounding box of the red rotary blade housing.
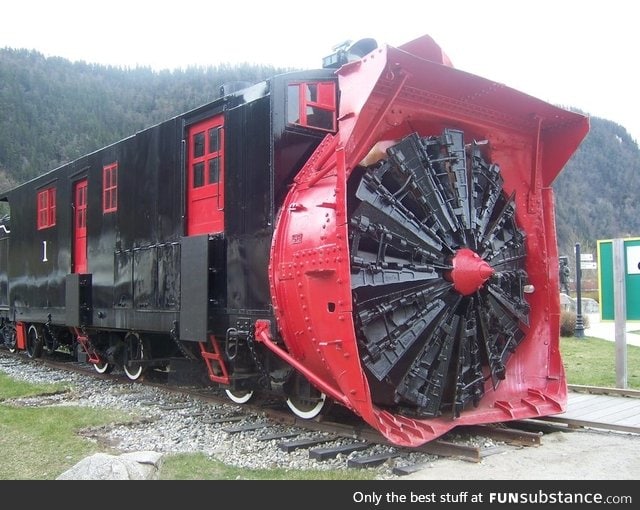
[268,35,589,446]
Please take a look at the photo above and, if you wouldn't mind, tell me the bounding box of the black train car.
[0,67,331,375]
[0,35,589,447]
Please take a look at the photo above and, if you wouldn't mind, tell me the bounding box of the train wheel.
[26,325,43,359]
[93,360,114,374]
[123,332,148,381]
[282,371,332,420]
[224,388,255,404]
[286,391,330,420]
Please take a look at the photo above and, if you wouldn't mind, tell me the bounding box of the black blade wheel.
[348,130,530,418]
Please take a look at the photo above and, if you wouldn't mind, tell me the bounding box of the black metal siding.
[224,96,272,314]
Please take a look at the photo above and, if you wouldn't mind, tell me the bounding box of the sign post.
[574,243,585,338]
[613,239,628,389]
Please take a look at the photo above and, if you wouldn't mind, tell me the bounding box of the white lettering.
[352,492,382,506]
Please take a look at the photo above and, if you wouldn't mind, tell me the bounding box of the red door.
[73,179,88,273]
[186,115,224,235]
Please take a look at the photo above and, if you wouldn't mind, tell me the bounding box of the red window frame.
[190,125,223,189]
[287,81,337,131]
[103,162,118,213]
[37,187,56,230]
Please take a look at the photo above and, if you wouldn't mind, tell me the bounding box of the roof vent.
[322,38,377,69]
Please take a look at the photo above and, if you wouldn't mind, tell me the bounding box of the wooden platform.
[542,390,640,434]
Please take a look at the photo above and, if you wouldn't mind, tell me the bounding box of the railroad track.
[3,349,635,476]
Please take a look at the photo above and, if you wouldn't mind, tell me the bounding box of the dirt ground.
[403,427,640,480]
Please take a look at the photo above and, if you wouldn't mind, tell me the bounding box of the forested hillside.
[1,48,639,261]
[0,48,289,189]
[552,115,640,258]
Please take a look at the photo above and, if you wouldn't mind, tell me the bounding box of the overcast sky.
[2,0,638,143]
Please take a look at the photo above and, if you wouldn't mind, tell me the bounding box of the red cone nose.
[449,248,494,296]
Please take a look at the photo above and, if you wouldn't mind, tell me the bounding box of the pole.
[574,242,584,337]
[613,238,628,389]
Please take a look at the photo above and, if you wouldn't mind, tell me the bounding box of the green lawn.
[0,371,134,479]
[560,335,640,389]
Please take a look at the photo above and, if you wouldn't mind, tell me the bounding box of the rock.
[56,451,164,480]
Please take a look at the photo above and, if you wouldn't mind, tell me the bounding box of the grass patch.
[560,335,640,389]
[0,404,127,479]
[0,371,69,400]
[0,370,131,479]
[159,452,376,480]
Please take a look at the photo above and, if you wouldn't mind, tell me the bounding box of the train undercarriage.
[0,316,330,421]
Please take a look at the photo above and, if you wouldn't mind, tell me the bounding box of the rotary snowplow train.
[0,35,588,446]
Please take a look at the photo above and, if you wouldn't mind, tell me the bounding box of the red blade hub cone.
[449,248,495,296]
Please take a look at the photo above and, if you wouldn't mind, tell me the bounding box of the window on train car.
[194,131,205,158]
[208,158,219,183]
[208,127,220,183]
[191,126,221,189]
[193,162,205,187]
[209,126,220,152]
[103,162,118,213]
[36,187,56,230]
[287,81,336,131]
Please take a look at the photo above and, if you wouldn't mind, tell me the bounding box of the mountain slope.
[552,115,640,257]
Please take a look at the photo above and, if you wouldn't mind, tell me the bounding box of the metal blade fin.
[356,284,451,380]
[385,133,463,248]
[349,208,446,292]
[395,302,462,416]
[476,293,507,388]
[477,291,526,388]
[486,272,530,326]
[479,192,521,260]
[435,130,472,233]
[469,143,504,247]
[354,174,446,259]
[451,300,484,418]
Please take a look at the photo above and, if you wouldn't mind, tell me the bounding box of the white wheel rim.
[124,334,144,380]
[286,393,327,419]
[27,325,39,357]
[94,362,110,374]
[225,389,254,404]
[124,364,143,380]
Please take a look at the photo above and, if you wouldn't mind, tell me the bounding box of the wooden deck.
[541,389,640,434]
